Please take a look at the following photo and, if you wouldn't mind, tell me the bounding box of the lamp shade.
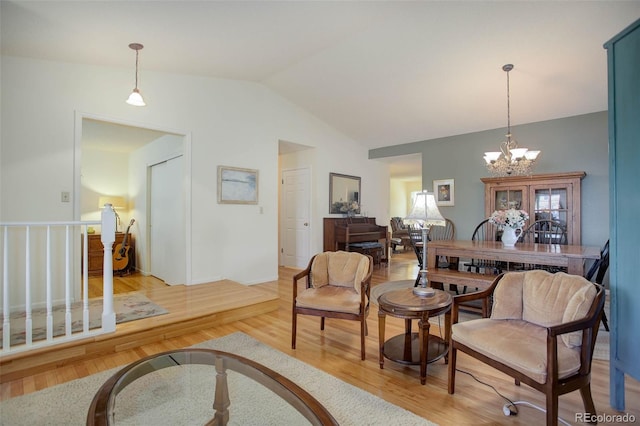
[405,191,445,226]
[126,89,146,106]
[98,196,127,210]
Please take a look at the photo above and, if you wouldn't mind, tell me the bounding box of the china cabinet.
[481,172,585,245]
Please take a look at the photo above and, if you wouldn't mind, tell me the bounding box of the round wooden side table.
[378,287,452,385]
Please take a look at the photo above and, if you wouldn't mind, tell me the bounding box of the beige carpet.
[0,332,436,426]
[371,281,609,361]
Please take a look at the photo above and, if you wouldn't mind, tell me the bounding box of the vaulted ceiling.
[2,1,638,177]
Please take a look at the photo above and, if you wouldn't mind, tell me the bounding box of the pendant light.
[126,43,146,106]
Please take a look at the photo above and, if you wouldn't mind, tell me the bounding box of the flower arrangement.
[332,200,360,216]
[489,208,529,229]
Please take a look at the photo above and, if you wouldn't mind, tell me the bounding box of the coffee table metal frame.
[87,348,337,426]
[378,286,452,385]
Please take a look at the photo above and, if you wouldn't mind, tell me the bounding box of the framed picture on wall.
[218,166,259,204]
[433,179,454,206]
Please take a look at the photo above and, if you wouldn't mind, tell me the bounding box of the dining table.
[426,240,601,277]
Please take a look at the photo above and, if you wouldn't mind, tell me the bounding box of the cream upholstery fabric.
[489,270,596,348]
[296,286,362,314]
[309,251,370,293]
[452,319,581,384]
[453,270,597,384]
[297,251,370,314]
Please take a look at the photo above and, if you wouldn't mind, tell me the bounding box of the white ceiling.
[2,1,638,178]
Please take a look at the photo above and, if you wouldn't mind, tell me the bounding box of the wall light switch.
[61,191,70,202]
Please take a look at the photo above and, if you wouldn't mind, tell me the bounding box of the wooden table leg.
[444,309,451,364]
[418,317,430,385]
[378,310,386,369]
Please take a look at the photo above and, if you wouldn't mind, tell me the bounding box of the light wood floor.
[1,251,638,425]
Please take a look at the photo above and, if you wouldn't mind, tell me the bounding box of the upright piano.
[323,217,389,264]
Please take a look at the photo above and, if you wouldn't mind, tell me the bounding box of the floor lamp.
[405,191,445,297]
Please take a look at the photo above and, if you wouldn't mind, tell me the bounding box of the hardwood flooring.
[1,251,638,426]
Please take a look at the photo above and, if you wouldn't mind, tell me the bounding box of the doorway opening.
[74,112,192,286]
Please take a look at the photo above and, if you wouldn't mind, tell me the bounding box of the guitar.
[113,219,135,272]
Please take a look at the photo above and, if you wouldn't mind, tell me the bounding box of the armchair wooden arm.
[450,274,503,323]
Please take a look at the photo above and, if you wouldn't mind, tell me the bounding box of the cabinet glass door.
[532,185,572,243]
[493,188,524,210]
[533,187,568,224]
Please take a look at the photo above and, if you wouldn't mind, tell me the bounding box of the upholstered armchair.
[390,217,410,252]
[292,251,373,360]
[448,270,605,426]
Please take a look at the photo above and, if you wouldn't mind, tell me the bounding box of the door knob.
[304,222,309,226]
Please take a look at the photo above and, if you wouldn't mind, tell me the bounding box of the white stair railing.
[0,206,117,355]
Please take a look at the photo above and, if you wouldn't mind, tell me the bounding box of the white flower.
[489,209,529,229]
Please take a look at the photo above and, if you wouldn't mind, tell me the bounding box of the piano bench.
[348,242,385,267]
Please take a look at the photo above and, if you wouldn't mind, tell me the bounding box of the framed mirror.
[329,173,361,214]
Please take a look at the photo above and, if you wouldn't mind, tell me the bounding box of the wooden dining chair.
[584,240,610,331]
[517,220,568,272]
[465,219,502,274]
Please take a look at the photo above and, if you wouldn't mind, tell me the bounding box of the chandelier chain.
[506,68,511,136]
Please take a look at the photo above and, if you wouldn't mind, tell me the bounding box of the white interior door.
[150,156,185,284]
[281,168,311,268]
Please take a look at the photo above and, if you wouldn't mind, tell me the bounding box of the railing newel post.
[101,205,117,332]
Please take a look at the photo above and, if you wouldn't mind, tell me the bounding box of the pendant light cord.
[134,49,139,90]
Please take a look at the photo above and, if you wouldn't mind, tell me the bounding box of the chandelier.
[483,64,540,176]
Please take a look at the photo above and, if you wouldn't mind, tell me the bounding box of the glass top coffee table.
[87,348,337,425]
[378,285,452,385]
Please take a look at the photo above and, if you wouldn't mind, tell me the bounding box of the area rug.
[0,332,436,426]
[371,281,610,360]
[0,292,168,347]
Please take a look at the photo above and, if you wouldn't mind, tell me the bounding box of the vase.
[501,227,518,247]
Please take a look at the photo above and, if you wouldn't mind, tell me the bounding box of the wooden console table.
[82,233,135,276]
[427,240,600,281]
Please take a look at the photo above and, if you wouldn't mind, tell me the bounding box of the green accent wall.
[370,112,609,247]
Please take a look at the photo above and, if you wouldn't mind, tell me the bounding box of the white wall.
[0,55,390,287]
[80,148,130,228]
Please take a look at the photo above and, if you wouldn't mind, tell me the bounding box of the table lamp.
[405,191,445,296]
[98,196,127,232]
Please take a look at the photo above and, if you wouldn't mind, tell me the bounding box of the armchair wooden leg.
[292,311,297,349]
[547,392,559,426]
[448,346,457,394]
[360,320,366,361]
[321,317,325,330]
[579,385,597,423]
